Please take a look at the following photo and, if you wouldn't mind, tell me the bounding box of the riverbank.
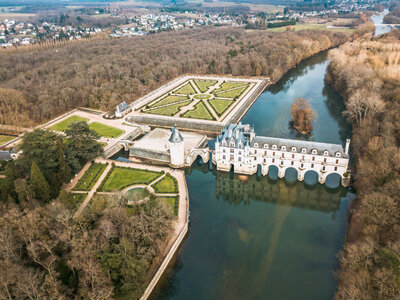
[326,30,400,299]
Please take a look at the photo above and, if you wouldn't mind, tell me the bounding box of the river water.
[371,9,394,36]
[152,52,355,300]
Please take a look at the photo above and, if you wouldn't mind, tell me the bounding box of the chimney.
[345,139,350,155]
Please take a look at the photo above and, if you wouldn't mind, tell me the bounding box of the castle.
[213,123,350,186]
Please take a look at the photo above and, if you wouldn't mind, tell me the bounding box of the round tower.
[169,126,184,167]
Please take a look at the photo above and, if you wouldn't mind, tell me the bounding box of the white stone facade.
[214,123,350,186]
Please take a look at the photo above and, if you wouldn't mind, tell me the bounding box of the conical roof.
[169,126,183,143]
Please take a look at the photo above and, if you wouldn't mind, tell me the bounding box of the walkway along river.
[110,51,355,299]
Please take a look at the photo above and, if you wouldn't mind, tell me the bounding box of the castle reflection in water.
[187,162,348,214]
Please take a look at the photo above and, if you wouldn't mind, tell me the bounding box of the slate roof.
[0,151,12,161]
[169,126,183,143]
[116,101,130,113]
[217,123,253,148]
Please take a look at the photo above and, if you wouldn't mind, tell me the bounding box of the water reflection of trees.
[214,171,346,213]
[268,52,327,95]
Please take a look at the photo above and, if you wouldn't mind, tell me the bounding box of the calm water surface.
[153,52,355,300]
[371,9,395,36]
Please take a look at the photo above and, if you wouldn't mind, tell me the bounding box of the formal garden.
[73,163,107,191]
[138,77,254,121]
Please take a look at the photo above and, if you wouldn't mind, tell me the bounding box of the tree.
[64,122,103,173]
[290,97,317,134]
[29,162,51,203]
[57,141,71,184]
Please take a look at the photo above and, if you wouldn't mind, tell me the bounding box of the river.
[151,52,355,300]
[371,9,394,36]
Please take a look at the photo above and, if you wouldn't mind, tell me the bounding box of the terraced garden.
[139,77,255,121]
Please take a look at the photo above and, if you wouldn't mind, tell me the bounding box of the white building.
[115,101,131,118]
[214,123,350,186]
[169,126,185,167]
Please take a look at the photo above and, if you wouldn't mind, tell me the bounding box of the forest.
[0,122,173,299]
[0,27,350,128]
[326,29,400,299]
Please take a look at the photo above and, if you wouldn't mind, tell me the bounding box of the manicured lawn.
[50,115,88,132]
[73,163,107,191]
[157,196,179,216]
[149,95,189,108]
[209,98,235,116]
[213,82,248,93]
[194,80,217,93]
[59,192,87,211]
[174,82,196,95]
[100,166,162,191]
[182,101,215,120]
[152,174,178,193]
[144,100,192,116]
[193,94,211,100]
[0,134,15,145]
[89,122,124,138]
[215,86,248,99]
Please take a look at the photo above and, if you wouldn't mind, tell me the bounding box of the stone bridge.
[186,148,210,166]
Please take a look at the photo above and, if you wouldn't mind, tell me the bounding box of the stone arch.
[284,167,298,183]
[304,170,319,186]
[268,164,279,180]
[324,172,342,189]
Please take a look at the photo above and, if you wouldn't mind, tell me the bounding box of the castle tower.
[169,126,184,167]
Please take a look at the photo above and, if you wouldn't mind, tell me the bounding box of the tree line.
[326,28,400,299]
[0,27,350,128]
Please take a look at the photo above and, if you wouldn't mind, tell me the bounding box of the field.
[73,163,107,191]
[50,115,88,132]
[59,193,87,211]
[100,166,162,191]
[152,174,178,193]
[88,122,124,138]
[266,24,355,33]
[139,77,256,121]
[0,134,16,145]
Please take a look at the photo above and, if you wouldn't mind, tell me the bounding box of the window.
[311,164,314,168]
[273,152,275,156]
[263,159,266,163]
[302,148,307,153]
[291,161,294,166]
[312,156,315,161]
[281,161,284,165]
[254,157,256,161]
[230,149,234,153]
[264,144,268,149]
[334,166,337,171]
[272,159,275,163]
[281,146,286,151]
[239,157,241,162]
[292,147,296,152]
[292,154,294,158]
[223,155,226,159]
[301,163,304,168]
[254,143,259,148]
[223,149,226,153]
[282,153,285,158]
[255,150,257,154]
[336,159,338,164]
[336,152,341,157]
[324,151,329,156]
[324,158,327,163]
[312,149,317,155]
[302,155,305,160]
[272,145,277,150]
[322,166,325,171]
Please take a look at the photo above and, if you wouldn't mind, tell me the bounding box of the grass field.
[144,100,192,116]
[50,115,88,132]
[182,101,215,120]
[216,86,248,99]
[150,95,189,108]
[266,24,355,33]
[157,196,179,216]
[89,122,124,138]
[152,174,178,193]
[58,192,87,211]
[209,99,235,116]
[194,80,217,93]
[214,82,248,93]
[174,82,196,95]
[0,134,16,145]
[100,167,162,191]
[73,163,107,191]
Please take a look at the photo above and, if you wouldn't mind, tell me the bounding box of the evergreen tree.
[57,142,71,184]
[29,162,51,203]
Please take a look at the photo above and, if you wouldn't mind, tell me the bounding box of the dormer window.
[291,147,296,152]
[230,141,235,147]
[222,140,226,147]
[272,145,277,150]
[264,144,269,149]
[302,148,307,153]
[254,143,259,148]
[312,149,317,155]
[281,146,286,151]
[336,152,341,157]
[323,151,329,156]
[238,141,243,149]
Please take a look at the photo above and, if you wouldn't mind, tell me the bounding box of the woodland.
[326,29,400,299]
[0,27,350,127]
